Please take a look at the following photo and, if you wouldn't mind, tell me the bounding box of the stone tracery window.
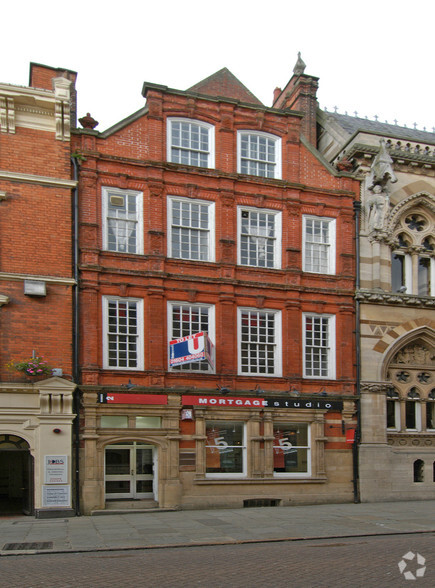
[386,337,435,432]
[390,205,434,296]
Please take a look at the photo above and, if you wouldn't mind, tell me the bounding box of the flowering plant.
[6,356,53,377]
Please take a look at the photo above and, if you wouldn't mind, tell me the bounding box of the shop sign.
[182,395,343,410]
[265,397,343,410]
[44,455,68,484]
[183,395,266,407]
[169,331,214,369]
[42,485,71,508]
[98,393,168,405]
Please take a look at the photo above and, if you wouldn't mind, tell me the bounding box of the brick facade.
[72,66,360,513]
[0,65,76,516]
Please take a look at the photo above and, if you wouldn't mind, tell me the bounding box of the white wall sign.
[44,455,68,484]
[42,485,71,508]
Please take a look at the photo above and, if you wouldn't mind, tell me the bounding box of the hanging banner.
[169,332,214,369]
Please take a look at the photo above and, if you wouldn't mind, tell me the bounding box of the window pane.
[406,401,416,429]
[304,218,330,273]
[170,304,212,372]
[135,417,161,428]
[107,300,139,368]
[170,199,211,261]
[106,192,139,253]
[273,423,309,474]
[206,422,244,474]
[418,257,430,296]
[305,316,330,377]
[386,400,397,428]
[239,209,276,268]
[239,133,277,178]
[240,310,276,374]
[170,120,211,168]
[392,254,405,292]
[101,416,129,428]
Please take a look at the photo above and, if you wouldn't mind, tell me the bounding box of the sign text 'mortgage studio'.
[182,395,343,411]
[97,393,343,411]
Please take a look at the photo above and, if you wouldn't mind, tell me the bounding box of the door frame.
[104,442,157,501]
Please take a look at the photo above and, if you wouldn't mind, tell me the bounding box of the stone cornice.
[0,272,75,285]
[356,289,435,307]
[0,170,76,188]
[341,142,435,170]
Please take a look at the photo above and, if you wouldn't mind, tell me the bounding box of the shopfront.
[80,389,356,514]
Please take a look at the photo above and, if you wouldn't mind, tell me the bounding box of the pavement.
[0,501,434,556]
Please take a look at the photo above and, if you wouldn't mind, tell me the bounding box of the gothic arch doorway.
[0,435,34,515]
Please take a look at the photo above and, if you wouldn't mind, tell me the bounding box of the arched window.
[390,205,434,296]
[386,335,434,432]
[413,459,424,483]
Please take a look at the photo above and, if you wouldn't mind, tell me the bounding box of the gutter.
[71,156,81,516]
[353,200,362,503]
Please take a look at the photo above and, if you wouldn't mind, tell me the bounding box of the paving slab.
[0,500,434,556]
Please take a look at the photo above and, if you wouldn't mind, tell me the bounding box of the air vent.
[3,542,53,550]
[243,499,281,508]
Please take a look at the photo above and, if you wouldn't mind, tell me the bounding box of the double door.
[105,443,156,500]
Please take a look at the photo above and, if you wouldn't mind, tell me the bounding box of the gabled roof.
[187,67,263,106]
[325,111,435,145]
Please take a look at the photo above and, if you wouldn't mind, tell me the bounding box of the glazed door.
[105,444,154,499]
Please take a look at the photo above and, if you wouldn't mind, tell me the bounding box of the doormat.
[2,542,53,550]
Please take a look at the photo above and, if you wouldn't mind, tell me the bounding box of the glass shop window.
[273,423,310,476]
[205,421,246,476]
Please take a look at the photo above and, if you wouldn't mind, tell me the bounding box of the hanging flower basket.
[6,356,53,378]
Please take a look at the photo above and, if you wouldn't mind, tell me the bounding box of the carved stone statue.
[293,52,306,76]
[366,184,388,230]
[364,139,398,232]
[366,139,398,190]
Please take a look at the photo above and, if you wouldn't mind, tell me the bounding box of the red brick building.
[0,64,77,516]
[73,59,360,513]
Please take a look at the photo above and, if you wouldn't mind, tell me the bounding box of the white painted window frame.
[237,307,282,377]
[167,196,215,262]
[237,130,282,179]
[237,206,282,269]
[302,313,336,379]
[272,423,311,478]
[302,216,336,275]
[102,296,144,370]
[167,117,215,168]
[102,187,143,255]
[205,421,247,479]
[167,301,215,373]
